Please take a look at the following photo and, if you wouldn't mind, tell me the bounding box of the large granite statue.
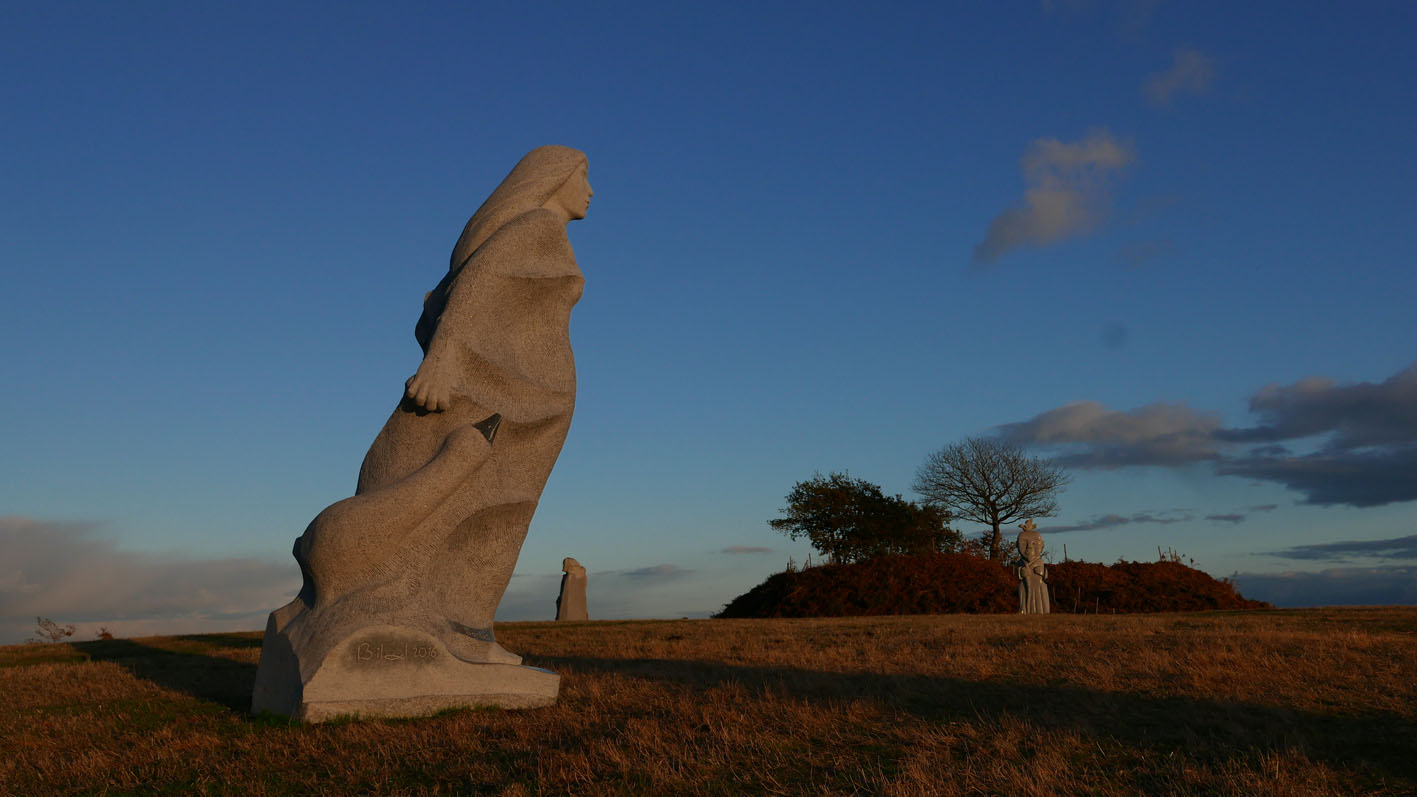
[555,557,588,621]
[252,146,592,721]
[1015,519,1050,614]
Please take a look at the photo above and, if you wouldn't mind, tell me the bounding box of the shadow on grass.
[534,653,1417,784]
[73,639,257,714]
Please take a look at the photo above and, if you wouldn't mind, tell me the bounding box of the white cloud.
[1000,360,1417,507]
[1225,363,1417,449]
[1218,446,1417,508]
[1266,534,1417,563]
[1001,400,1223,466]
[1020,133,1134,178]
[622,563,693,579]
[1145,46,1217,105]
[1217,362,1417,506]
[1044,509,1193,534]
[973,130,1135,264]
[0,517,298,644]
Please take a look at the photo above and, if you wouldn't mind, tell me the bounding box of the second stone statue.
[252,146,593,721]
[555,557,589,621]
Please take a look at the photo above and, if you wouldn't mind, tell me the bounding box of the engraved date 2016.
[355,640,440,663]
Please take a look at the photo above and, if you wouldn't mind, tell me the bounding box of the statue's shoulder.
[493,208,569,243]
[476,208,577,278]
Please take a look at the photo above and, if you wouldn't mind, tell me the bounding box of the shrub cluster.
[1049,560,1269,613]
[716,553,1268,618]
[718,553,1015,618]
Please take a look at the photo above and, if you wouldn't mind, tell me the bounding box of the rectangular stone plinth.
[299,661,559,722]
[253,622,559,722]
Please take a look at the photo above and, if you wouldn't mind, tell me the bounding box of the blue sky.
[3,1,1415,642]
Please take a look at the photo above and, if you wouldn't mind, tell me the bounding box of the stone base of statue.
[251,617,559,722]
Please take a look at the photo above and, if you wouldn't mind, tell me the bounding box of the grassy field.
[3,608,1415,795]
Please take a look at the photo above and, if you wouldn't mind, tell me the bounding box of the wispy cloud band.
[1266,534,1417,563]
[1001,361,1417,508]
[1,517,297,644]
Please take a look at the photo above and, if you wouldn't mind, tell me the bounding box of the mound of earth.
[1049,560,1270,613]
[716,553,1268,618]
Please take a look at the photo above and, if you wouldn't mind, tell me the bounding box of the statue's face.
[549,163,593,220]
[1023,538,1042,558]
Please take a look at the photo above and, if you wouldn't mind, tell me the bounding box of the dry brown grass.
[2,608,1415,795]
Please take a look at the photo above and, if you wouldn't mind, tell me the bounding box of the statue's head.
[562,557,582,572]
[451,145,589,270]
[1017,529,1044,560]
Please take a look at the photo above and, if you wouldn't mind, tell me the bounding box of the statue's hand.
[405,355,457,412]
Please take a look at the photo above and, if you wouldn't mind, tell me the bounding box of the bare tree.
[912,437,1070,561]
[27,616,76,645]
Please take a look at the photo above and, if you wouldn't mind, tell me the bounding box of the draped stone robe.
[271,206,583,672]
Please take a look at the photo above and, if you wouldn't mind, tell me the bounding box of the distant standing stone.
[555,557,589,621]
[1015,519,1050,614]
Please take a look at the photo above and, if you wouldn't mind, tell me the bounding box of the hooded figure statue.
[1015,520,1050,615]
[253,146,591,719]
[555,557,589,621]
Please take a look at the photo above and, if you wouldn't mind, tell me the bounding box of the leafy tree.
[770,472,961,563]
[913,437,1070,562]
[27,616,76,644]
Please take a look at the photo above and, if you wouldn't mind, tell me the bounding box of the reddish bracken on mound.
[716,553,1268,618]
[1049,560,1269,613]
[717,553,1015,618]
